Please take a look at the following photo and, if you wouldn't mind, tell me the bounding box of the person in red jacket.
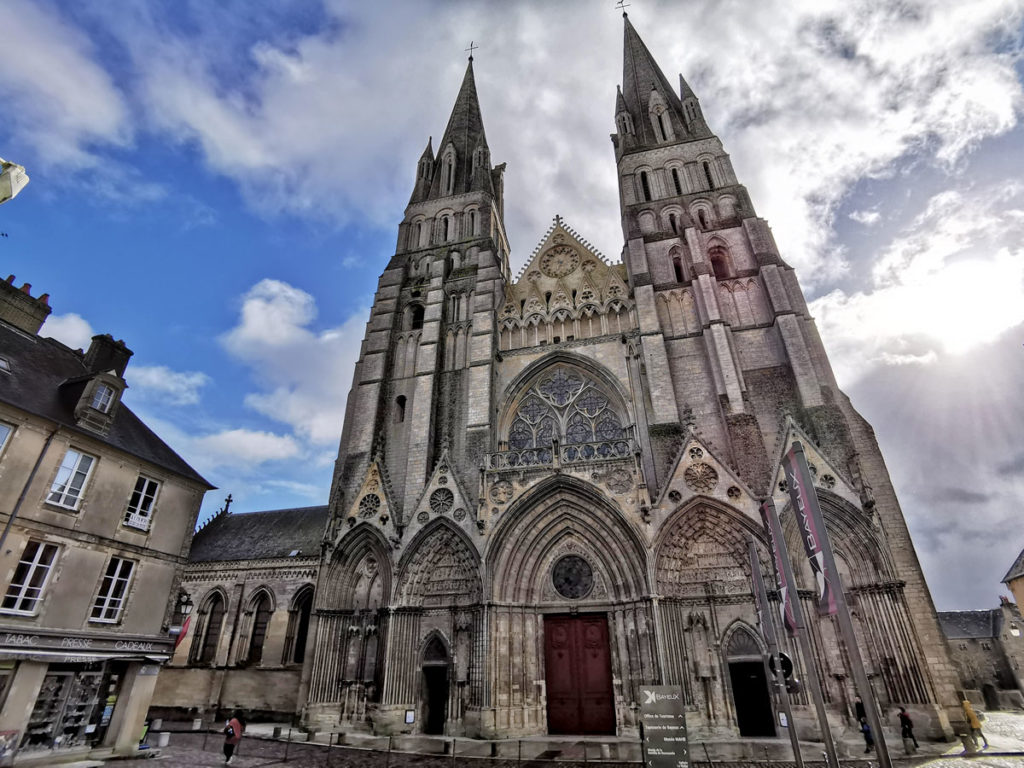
[223,710,245,765]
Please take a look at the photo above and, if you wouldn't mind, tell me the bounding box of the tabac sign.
[639,685,688,768]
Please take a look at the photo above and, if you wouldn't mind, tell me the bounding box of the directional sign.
[639,685,688,768]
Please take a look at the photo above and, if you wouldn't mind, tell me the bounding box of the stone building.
[151,504,326,721]
[939,599,1024,711]
[301,16,963,744]
[0,275,211,761]
[1003,546,1024,609]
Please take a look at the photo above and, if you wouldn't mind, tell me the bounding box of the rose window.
[429,488,454,515]
[358,494,381,518]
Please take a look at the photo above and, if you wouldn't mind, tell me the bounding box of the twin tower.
[306,17,961,741]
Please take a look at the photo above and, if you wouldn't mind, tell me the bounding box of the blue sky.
[2,0,1023,609]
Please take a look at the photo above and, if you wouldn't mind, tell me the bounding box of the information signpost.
[639,685,688,768]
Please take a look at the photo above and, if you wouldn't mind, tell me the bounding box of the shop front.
[0,629,173,763]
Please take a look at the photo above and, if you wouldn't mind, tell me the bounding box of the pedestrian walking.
[223,710,246,765]
[897,706,918,752]
[860,717,874,753]
[854,696,866,723]
[961,699,989,749]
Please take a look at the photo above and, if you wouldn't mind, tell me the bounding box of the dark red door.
[544,615,615,734]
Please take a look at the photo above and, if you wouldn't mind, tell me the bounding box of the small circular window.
[552,555,594,600]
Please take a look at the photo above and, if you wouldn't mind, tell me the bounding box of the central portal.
[544,614,615,734]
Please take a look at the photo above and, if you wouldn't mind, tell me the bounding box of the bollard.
[192,717,203,731]
[152,718,163,731]
[601,743,611,759]
[156,731,170,747]
[273,725,282,739]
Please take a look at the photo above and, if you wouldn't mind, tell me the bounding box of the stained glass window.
[507,367,625,449]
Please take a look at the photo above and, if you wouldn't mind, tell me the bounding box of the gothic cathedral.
[305,18,961,740]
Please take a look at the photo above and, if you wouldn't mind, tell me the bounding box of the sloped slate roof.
[0,322,210,486]
[189,506,329,562]
[937,609,1001,639]
[1003,547,1024,584]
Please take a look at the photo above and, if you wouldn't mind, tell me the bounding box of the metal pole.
[202,714,210,752]
[517,739,522,766]
[762,499,840,768]
[701,741,715,768]
[451,737,456,767]
[284,727,291,763]
[583,740,588,763]
[749,538,805,768]
[385,734,392,768]
[786,442,892,768]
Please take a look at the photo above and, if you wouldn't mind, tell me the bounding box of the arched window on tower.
[673,253,685,283]
[190,592,226,665]
[669,212,680,235]
[282,586,314,665]
[442,149,456,195]
[672,167,683,196]
[698,209,709,230]
[709,245,732,280]
[395,395,407,423]
[441,216,450,242]
[702,161,715,190]
[246,591,273,664]
[640,171,652,202]
[406,304,425,331]
[468,209,478,236]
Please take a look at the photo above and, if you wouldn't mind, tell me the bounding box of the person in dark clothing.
[855,696,866,722]
[223,710,246,765]
[860,717,874,753]
[898,706,918,748]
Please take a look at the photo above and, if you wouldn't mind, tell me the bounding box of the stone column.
[105,662,160,755]
[0,660,46,742]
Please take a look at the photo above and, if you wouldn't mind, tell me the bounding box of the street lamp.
[177,591,194,619]
[0,158,29,205]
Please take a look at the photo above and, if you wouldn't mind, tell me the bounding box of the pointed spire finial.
[465,40,478,61]
[615,0,631,17]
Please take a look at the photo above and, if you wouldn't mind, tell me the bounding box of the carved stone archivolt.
[396,524,481,608]
[656,504,757,598]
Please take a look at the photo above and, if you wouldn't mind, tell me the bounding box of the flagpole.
[748,537,804,768]
[786,441,892,768]
[761,498,841,768]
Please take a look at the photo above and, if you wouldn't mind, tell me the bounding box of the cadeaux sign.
[784,443,838,616]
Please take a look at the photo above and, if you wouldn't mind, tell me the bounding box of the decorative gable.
[770,420,862,512]
[655,434,760,524]
[344,462,398,540]
[402,450,477,547]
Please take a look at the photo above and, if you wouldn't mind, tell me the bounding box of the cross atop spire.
[615,0,631,17]
[465,40,478,61]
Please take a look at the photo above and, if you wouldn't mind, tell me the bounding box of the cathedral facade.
[303,18,962,741]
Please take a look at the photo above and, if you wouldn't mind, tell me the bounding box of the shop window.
[90,557,135,623]
[282,587,314,664]
[1,540,59,615]
[124,475,160,531]
[247,592,273,664]
[192,593,226,664]
[47,449,96,510]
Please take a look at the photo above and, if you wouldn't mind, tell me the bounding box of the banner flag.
[784,442,838,616]
[174,615,191,649]
[748,539,778,647]
[759,498,798,636]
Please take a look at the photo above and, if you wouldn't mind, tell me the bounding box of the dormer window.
[92,383,115,413]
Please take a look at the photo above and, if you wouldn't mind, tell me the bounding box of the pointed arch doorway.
[726,629,775,737]
[421,635,450,735]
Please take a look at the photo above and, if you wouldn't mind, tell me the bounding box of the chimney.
[84,334,134,377]
[0,275,52,335]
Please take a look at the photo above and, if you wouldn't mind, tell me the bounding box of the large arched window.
[282,586,314,665]
[246,591,273,664]
[190,592,225,665]
[506,366,626,451]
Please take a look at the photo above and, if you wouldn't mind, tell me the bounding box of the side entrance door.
[544,614,615,734]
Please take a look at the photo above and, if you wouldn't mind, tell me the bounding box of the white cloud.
[812,182,1024,384]
[127,365,210,406]
[222,278,364,446]
[0,0,130,169]
[190,428,301,469]
[41,313,94,349]
[848,209,881,225]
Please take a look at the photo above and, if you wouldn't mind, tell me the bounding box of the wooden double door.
[544,614,615,734]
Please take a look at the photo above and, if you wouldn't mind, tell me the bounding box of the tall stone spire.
[620,17,710,150]
[427,59,493,200]
[408,136,435,205]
